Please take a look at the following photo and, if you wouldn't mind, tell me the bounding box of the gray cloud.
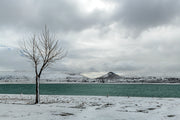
[0,0,180,77]
[1,0,180,34]
[112,0,180,35]
[0,0,111,33]
[0,47,31,71]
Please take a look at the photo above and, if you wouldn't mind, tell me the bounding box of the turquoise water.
[0,84,180,98]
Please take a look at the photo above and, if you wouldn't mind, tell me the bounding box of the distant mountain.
[96,72,121,79]
[96,72,122,83]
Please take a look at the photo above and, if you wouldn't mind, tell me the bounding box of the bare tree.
[20,26,66,104]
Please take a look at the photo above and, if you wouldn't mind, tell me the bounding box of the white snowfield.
[0,94,179,120]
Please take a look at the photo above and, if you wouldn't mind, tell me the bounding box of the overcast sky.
[0,0,180,77]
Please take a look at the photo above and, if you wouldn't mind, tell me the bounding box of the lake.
[0,84,180,98]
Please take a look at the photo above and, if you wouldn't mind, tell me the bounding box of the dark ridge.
[96,72,121,80]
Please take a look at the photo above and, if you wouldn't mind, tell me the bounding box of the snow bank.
[0,94,180,120]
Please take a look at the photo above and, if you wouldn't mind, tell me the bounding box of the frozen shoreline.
[0,94,180,120]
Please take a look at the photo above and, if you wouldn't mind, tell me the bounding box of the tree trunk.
[35,75,40,104]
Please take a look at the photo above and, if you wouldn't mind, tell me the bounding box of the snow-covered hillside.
[0,71,93,83]
[96,72,122,83]
[0,71,180,83]
[96,72,180,83]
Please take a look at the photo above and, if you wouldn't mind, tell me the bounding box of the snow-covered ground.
[0,94,179,120]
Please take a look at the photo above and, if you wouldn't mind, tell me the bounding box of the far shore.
[1,82,180,84]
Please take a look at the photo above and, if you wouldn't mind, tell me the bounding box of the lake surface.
[0,84,180,98]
